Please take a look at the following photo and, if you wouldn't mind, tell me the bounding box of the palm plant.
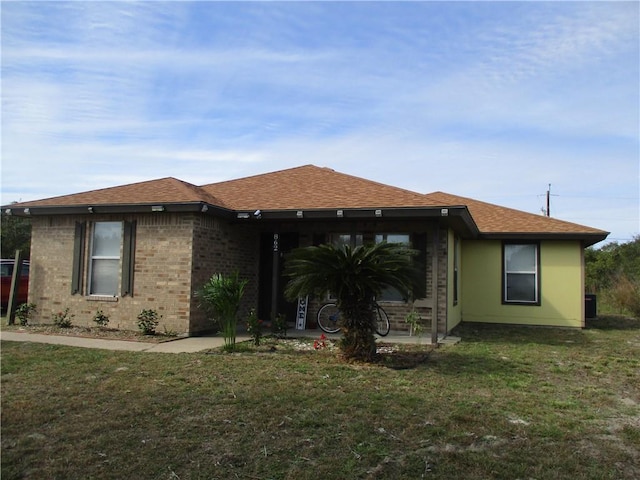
[284,242,420,361]
[197,272,248,351]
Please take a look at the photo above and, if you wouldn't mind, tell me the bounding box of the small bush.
[93,309,110,328]
[52,308,74,328]
[246,309,263,346]
[197,272,247,351]
[15,303,37,326]
[272,313,288,338]
[405,309,424,337]
[137,309,161,335]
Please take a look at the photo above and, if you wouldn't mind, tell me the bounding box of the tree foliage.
[1,210,31,259]
[585,236,640,293]
[585,236,640,317]
[284,242,420,361]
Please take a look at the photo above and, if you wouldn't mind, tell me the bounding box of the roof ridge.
[201,164,433,210]
[171,177,229,208]
[201,164,319,188]
[203,164,427,197]
[10,176,228,209]
[319,167,428,199]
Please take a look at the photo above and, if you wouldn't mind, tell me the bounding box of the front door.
[258,232,299,323]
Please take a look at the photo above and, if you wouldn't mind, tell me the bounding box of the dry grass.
[2,316,639,479]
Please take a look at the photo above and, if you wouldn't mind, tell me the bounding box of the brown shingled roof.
[202,165,436,210]
[424,191,608,236]
[4,165,608,244]
[12,177,226,208]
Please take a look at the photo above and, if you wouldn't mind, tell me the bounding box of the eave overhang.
[4,201,606,246]
[231,205,480,238]
[480,232,610,248]
[2,202,236,219]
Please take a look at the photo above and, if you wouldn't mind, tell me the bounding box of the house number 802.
[273,233,279,252]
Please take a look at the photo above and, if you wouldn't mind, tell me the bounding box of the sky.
[1,1,638,246]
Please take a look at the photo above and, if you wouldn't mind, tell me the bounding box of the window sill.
[86,295,119,303]
[502,300,540,306]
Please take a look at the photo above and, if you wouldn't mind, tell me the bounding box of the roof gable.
[201,165,437,210]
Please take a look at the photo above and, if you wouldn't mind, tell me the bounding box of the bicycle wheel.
[317,303,341,334]
[374,304,390,336]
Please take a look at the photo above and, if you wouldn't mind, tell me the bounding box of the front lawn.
[1,316,638,479]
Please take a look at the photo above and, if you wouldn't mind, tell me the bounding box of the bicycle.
[316,302,390,336]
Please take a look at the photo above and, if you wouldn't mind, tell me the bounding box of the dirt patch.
[1,324,178,343]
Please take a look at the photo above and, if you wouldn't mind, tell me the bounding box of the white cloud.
[1,1,637,244]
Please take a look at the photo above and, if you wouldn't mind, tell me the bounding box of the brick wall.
[28,213,196,334]
[27,213,450,336]
[189,216,259,335]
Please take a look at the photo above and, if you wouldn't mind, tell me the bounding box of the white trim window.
[503,242,540,305]
[89,222,123,296]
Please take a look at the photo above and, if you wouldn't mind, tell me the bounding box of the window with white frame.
[503,242,540,305]
[89,222,123,296]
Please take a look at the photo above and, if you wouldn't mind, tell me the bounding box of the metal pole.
[546,184,551,217]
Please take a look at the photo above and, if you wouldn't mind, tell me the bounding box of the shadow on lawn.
[585,315,640,331]
[425,350,519,376]
[451,323,592,347]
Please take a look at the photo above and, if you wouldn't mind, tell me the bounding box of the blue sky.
[2,1,638,245]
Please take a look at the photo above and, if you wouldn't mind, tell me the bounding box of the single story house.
[3,165,608,336]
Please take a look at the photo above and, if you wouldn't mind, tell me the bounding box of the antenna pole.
[546,184,551,217]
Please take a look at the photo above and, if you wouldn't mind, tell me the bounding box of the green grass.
[2,316,639,479]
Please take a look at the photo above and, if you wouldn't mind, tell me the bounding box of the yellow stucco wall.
[461,239,584,328]
[447,229,462,331]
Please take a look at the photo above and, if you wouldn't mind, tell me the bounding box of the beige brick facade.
[27,213,449,336]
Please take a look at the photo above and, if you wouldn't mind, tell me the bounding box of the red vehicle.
[1,259,29,311]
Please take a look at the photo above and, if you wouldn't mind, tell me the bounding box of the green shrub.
[52,308,74,328]
[137,309,161,335]
[93,309,110,328]
[197,272,248,352]
[405,309,424,337]
[246,309,263,346]
[15,303,37,326]
[272,313,288,338]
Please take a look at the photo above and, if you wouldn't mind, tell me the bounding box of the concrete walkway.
[0,330,459,354]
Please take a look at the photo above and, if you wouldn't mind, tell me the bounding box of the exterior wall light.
[336,210,344,217]
[375,209,382,217]
[87,207,94,213]
[23,208,30,215]
[441,208,449,216]
[237,212,250,219]
[151,205,165,212]
[296,210,304,218]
